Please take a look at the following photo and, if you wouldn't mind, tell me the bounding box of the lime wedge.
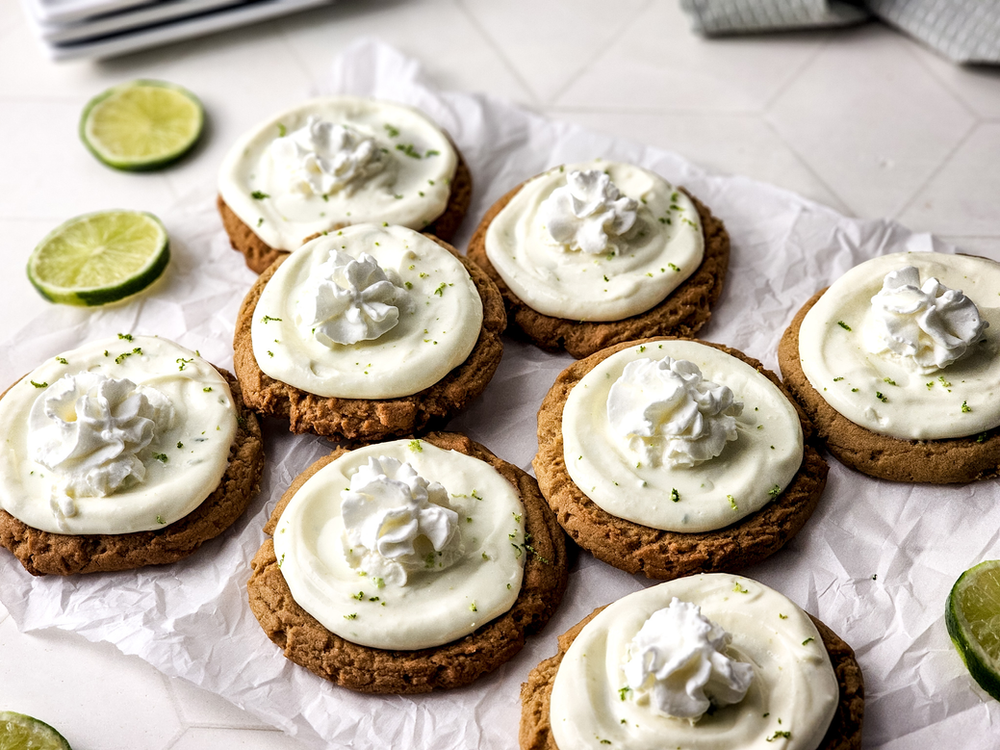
[946,559,1000,701]
[80,80,203,171]
[0,712,71,750]
[27,210,170,306]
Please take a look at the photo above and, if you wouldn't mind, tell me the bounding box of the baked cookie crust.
[247,431,569,694]
[779,289,1000,483]
[467,185,730,359]
[534,337,828,579]
[0,370,264,576]
[518,606,864,750]
[219,152,473,275]
[233,236,505,442]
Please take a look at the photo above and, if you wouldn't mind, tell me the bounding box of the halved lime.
[80,80,204,171]
[946,559,1000,701]
[27,210,170,306]
[0,711,71,750]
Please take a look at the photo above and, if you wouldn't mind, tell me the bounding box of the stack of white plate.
[20,0,334,61]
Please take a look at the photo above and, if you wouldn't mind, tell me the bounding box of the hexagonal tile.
[898,123,1000,236]
[767,25,975,220]
[556,0,832,112]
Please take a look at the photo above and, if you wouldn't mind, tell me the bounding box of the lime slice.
[80,80,203,171]
[0,712,71,750]
[27,210,170,306]
[946,559,1000,701]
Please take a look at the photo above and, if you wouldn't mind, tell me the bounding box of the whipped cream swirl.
[27,372,174,500]
[297,249,413,346]
[622,597,754,721]
[607,357,742,468]
[538,169,639,255]
[268,118,391,197]
[866,265,987,374]
[341,456,462,586]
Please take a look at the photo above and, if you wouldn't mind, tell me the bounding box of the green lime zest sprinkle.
[251,190,269,199]
[876,391,888,403]
[470,602,478,612]
[176,357,193,371]
[939,375,952,388]
[115,347,142,365]
[728,494,738,511]
[976,432,989,443]
[409,439,422,452]
[962,401,972,413]
[176,441,183,449]
[260,315,282,323]
[351,591,364,601]
[156,515,165,524]
[344,613,357,620]
[670,488,680,503]
[833,376,844,382]
[778,613,788,619]
[384,123,399,137]
[203,386,212,392]
[884,377,897,386]
[434,282,446,296]
[766,731,792,742]
[118,332,134,341]
[30,380,48,388]
[56,356,68,364]
[734,582,749,594]
[837,320,851,331]
[769,485,781,497]
[802,637,814,646]
[618,686,631,701]
[277,123,286,136]
[153,453,168,463]
[668,263,680,272]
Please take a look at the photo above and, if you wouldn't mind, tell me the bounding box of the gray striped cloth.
[680,0,1000,63]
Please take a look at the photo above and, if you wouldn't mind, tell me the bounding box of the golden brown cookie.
[779,289,1000,483]
[468,185,729,359]
[220,153,473,275]
[534,337,828,579]
[232,236,505,442]
[519,606,864,750]
[247,431,568,693]
[0,371,264,576]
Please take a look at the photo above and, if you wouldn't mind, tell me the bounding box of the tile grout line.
[454,0,542,107]
[545,0,655,107]
[891,118,980,222]
[896,34,980,122]
[760,32,836,114]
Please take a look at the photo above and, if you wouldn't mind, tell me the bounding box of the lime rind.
[80,79,204,171]
[946,559,1000,701]
[27,210,170,307]
[0,711,72,750]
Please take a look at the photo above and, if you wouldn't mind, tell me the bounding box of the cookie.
[534,337,828,579]
[247,431,568,693]
[217,96,473,274]
[778,251,1000,483]
[467,163,729,359]
[0,368,263,576]
[519,599,864,750]
[232,229,505,441]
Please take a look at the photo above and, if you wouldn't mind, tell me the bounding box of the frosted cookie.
[534,338,827,579]
[218,96,472,273]
[247,432,568,693]
[0,335,263,575]
[778,252,1000,483]
[467,162,729,358]
[233,224,505,441]
[520,574,864,750]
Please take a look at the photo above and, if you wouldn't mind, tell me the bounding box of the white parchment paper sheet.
[1,39,998,750]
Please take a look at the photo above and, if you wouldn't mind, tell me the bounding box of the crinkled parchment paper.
[1,39,998,750]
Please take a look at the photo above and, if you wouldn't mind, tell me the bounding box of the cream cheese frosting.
[272,439,526,650]
[0,336,236,535]
[251,224,482,399]
[218,97,458,251]
[798,252,1000,440]
[549,574,839,750]
[484,161,705,321]
[563,340,803,533]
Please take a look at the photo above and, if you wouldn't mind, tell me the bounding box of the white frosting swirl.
[866,265,987,374]
[27,372,174,500]
[622,597,754,721]
[341,455,461,587]
[268,119,391,197]
[539,169,639,255]
[608,357,742,469]
[297,250,413,346]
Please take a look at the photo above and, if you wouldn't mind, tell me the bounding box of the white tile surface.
[767,25,976,220]
[2,3,1000,749]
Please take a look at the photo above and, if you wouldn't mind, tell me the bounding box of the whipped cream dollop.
[866,265,987,374]
[539,169,639,255]
[297,250,413,346]
[273,440,525,650]
[484,161,705,322]
[218,97,458,251]
[608,357,742,468]
[549,575,839,750]
[622,598,754,721]
[0,336,237,535]
[27,372,174,500]
[798,252,1000,440]
[268,118,391,197]
[563,340,803,533]
[341,455,462,586]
